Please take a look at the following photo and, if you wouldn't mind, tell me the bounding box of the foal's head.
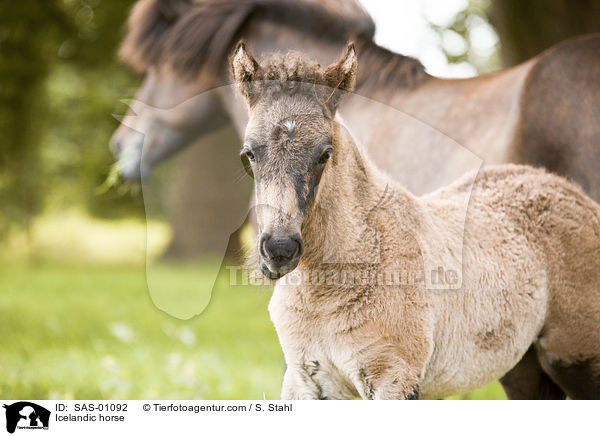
[231,42,357,278]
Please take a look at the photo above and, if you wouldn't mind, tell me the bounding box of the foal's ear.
[324,42,358,111]
[231,41,261,106]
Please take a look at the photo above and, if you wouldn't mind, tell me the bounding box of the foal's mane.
[249,51,335,88]
[120,0,427,90]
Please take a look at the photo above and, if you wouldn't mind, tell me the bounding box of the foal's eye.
[318,148,334,164]
[241,148,255,163]
[240,147,255,178]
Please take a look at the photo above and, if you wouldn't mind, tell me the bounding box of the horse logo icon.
[2,402,50,434]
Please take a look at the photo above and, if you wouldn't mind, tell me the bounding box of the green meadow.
[0,213,506,400]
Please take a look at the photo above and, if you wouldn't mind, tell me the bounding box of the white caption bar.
[0,400,594,436]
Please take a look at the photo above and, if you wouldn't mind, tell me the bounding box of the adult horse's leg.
[500,345,565,399]
[537,349,600,400]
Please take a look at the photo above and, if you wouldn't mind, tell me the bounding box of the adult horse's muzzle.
[258,232,304,279]
[110,132,147,181]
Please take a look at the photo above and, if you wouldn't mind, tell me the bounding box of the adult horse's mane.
[120,0,426,89]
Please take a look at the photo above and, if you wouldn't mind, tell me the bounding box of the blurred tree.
[0,1,73,237]
[0,0,141,240]
[490,0,600,66]
[429,0,501,75]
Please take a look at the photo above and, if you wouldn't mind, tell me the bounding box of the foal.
[232,43,600,399]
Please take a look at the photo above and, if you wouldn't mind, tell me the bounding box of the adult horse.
[112,0,600,197]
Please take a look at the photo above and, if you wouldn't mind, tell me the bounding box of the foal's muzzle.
[259,232,304,279]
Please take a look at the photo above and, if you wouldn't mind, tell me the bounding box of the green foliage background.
[0,0,142,239]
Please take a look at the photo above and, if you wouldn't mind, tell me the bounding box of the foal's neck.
[300,120,419,269]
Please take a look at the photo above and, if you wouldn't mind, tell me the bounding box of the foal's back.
[430,164,600,398]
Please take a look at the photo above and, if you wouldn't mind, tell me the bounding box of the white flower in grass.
[176,328,196,347]
[108,322,135,344]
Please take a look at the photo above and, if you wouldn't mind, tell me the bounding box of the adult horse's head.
[110,0,374,180]
[232,42,357,278]
[110,0,231,179]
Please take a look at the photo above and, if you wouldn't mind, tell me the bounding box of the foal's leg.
[500,345,565,400]
[351,354,422,400]
[281,364,323,400]
[356,367,420,400]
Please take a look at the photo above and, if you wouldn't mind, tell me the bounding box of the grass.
[1,209,171,264]
[0,261,282,399]
[0,260,507,400]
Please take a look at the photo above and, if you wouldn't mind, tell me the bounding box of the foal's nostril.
[260,235,269,258]
[262,233,303,263]
[290,234,304,258]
